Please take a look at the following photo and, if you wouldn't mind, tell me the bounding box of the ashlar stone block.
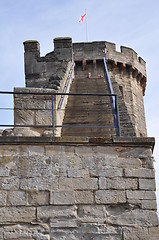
[75,190,94,204]
[20,176,58,191]
[35,110,52,125]
[124,168,155,178]
[0,207,36,224]
[50,218,78,228]
[109,209,158,227]
[122,226,149,240]
[37,205,77,221]
[141,200,157,210]
[78,205,108,223]
[126,190,156,200]
[139,178,156,190]
[59,177,98,190]
[117,157,142,169]
[99,177,138,190]
[51,191,75,205]
[95,190,126,204]
[14,109,35,125]
[27,190,50,205]
[4,224,50,240]
[90,167,123,178]
[7,190,26,206]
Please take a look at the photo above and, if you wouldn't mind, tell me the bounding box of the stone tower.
[21,37,147,138]
[0,37,158,239]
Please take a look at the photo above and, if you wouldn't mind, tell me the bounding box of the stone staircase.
[61,74,116,137]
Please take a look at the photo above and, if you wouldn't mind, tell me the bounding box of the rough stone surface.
[95,190,126,204]
[3,224,50,240]
[7,191,26,206]
[149,227,159,240]
[139,178,156,190]
[99,177,138,190]
[59,177,98,190]
[27,191,50,206]
[124,168,155,178]
[0,140,158,239]
[122,227,149,240]
[0,207,36,223]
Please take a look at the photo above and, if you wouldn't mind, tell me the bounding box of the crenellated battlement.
[73,41,146,78]
[23,37,73,89]
[23,38,146,94]
[73,41,147,96]
[24,39,146,71]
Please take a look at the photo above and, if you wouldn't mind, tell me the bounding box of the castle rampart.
[0,36,158,239]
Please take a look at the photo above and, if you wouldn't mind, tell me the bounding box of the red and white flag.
[79,12,86,23]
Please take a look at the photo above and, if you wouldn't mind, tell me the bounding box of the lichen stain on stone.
[0,155,12,167]
[18,159,23,165]
[115,147,128,153]
[72,156,76,168]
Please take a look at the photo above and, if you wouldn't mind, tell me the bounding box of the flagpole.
[85,9,88,42]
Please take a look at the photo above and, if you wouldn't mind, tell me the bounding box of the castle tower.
[20,38,147,138]
[0,37,158,239]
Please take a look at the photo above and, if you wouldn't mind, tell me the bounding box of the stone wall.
[23,37,73,90]
[13,86,74,137]
[108,62,147,137]
[0,136,158,239]
[73,41,146,81]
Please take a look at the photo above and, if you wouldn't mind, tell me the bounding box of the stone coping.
[0,136,155,150]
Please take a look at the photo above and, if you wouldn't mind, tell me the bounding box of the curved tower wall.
[73,41,147,137]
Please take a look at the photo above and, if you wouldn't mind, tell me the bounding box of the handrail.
[0,91,120,137]
[104,57,115,109]
[104,57,121,136]
[58,62,75,109]
[0,91,117,96]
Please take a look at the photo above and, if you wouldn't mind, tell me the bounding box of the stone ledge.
[112,137,155,151]
[0,136,155,149]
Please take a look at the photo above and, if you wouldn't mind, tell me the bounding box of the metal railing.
[104,57,121,136]
[0,91,121,137]
[58,62,75,109]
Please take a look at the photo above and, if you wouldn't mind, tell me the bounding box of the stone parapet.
[73,41,146,77]
[12,86,75,137]
[23,37,73,89]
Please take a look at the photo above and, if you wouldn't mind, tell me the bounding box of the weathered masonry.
[0,37,158,239]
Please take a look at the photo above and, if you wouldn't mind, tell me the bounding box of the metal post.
[51,95,55,138]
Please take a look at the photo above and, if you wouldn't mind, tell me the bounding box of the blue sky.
[0,0,159,212]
